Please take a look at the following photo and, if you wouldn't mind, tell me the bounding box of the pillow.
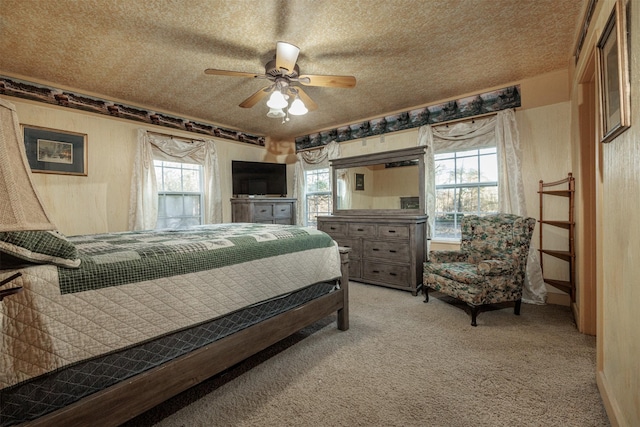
[0,230,81,268]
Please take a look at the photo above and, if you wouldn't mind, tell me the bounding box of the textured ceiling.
[0,0,584,141]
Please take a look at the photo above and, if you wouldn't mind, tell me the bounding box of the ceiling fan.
[204,41,356,119]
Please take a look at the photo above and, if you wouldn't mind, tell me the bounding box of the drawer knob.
[260,209,267,213]
[330,227,336,230]
[389,250,396,253]
[372,270,380,273]
[372,248,379,251]
[389,272,397,276]
[388,230,396,233]
[357,228,364,231]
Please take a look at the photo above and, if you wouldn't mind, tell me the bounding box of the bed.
[0,223,349,426]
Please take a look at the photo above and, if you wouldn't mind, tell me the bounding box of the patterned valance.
[295,85,521,151]
[0,76,265,146]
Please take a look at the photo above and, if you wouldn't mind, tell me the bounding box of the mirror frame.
[330,146,427,215]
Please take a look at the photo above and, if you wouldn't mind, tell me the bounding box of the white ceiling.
[0,0,584,142]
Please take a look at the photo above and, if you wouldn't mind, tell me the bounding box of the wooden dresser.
[231,197,296,225]
[317,214,428,295]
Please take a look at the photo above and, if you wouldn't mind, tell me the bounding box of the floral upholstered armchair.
[423,213,536,326]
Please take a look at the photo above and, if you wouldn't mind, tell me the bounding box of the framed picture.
[355,173,365,191]
[22,125,87,175]
[597,0,631,143]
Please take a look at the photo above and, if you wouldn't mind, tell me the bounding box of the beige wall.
[1,96,295,235]
[570,0,640,425]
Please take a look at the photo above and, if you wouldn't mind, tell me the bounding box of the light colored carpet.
[145,282,609,427]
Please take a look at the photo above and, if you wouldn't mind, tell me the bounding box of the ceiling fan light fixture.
[266,90,288,109]
[267,107,286,118]
[288,97,308,116]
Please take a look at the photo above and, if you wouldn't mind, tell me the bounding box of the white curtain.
[128,129,222,231]
[293,141,340,225]
[419,110,546,304]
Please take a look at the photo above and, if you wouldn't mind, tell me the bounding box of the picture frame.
[22,125,87,175]
[355,173,365,191]
[597,0,631,143]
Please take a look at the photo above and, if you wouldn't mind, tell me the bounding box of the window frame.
[304,167,332,227]
[433,147,498,241]
[154,159,204,229]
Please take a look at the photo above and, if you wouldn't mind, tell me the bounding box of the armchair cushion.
[424,262,483,285]
[428,250,469,263]
[477,259,515,275]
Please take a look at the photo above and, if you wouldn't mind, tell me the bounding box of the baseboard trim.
[597,369,622,426]
[546,291,571,306]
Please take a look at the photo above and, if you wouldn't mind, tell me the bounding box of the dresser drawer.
[318,221,348,237]
[363,239,410,262]
[378,225,410,239]
[273,203,292,218]
[348,223,376,237]
[362,261,410,287]
[253,204,274,220]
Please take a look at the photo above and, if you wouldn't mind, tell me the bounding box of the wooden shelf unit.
[538,173,575,301]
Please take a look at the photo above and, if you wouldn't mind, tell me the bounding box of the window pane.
[165,195,184,216]
[457,156,478,184]
[435,159,455,185]
[157,194,167,216]
[479,147,497,155]
[434,152,452,161]
[458,187,478,212]
[182,169,201,192]
[183,195,201,216]
[306,194,332,226]
[435,213,462,240]
[479,186,499,212]
[456,149,477,157]
[163,168,182,191]
[436,188,455,212]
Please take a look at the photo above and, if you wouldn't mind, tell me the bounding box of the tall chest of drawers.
[317,214,428,295]
[231,197,296,224]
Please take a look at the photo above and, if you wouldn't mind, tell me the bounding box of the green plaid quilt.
[59,223,335,294]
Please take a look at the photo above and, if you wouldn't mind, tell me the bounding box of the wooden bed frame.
[14,248,350,427]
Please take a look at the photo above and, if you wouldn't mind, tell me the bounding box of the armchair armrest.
[428,250,468,263]
[477,259,515,276]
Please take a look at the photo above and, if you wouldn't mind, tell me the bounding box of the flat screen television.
[232,160,287,196]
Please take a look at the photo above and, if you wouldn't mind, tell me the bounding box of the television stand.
[231,197,296,224]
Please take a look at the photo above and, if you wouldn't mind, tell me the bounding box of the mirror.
[330,146,426,215]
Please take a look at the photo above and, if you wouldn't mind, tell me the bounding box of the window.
[154,160,204,229]
[305,168,332,226]
[434,147,498,240]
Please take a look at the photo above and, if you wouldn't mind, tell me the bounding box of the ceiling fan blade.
[295,87,318,111]
[275,41,300,74]
[298,74,356,89]
[239,87,272,108]
[204,69,262,78]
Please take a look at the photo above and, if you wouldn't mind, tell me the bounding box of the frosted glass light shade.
[267,107,286,118]
[288,98,308,116]
[266,91,288,109]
